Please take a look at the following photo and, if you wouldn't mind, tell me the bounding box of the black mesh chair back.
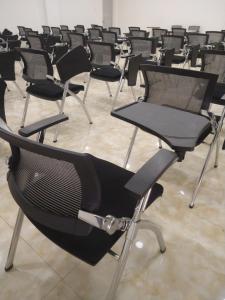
[88,42,115,67]
[61,30,70,44]
[188,26,200,33]
[141,65,218,113]
[88,28,101,40]
[1,34,18,41]
[102,31,117,44]
[190,45,201,67]
[27,31,39,37]
[24,28,33,37]
[60,25,69,30]
[187,33,208,47]
[0,52,16,81]
[206,31,224,44]
[0,80,6,122]
[162,48,175,67]
[201,50,225,84]
[127,54,143,86]
[172,25,182,29]
[162,35,184,52]
[130,37,155,58]
[17,48,53,83]
[92,25,103,31]
[69,33,85,49]
[109,27,121,36]
[18,26,26,37]
[129,27,140,32]
[27,36,44,50]
[51,27,61,37]
[56,46,92,82]
[42,26,51,35]
[130,30,147,38]
[152,28,168,40]
[172,28,186,37]
[75,25,85,34]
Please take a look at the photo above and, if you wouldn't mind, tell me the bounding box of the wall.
[0,0,103,33]
[113,0,225,33]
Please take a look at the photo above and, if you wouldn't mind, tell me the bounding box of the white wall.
[113,0,225,33]
[0,0,103,34]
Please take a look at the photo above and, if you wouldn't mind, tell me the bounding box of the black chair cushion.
[29,156,163,266]
[172,55,186,64]
[27,81,84,101]
[90,66,122,82]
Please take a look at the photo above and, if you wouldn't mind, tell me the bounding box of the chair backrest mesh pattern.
[61,30,70,43]
[18,26,25,36]
[172,25,182,29]
[28,31,39,37]
[102,31,116,44]
[127,54,143,86]
[201,51,225,84]
[75,26,85,34]
[0,52,16,81]
[130,30,147,38]
[187,33,208,47]
[69,33,85,49]
[129,27,140,32]
[109,27,121,36]
[88,29,101,40]
[188,26,200,32]
[19,49,53,83]
[27,36,43,50]
[172,28,186,37]
[152,29,168,39]
[89,42,114,66]
[51,27,61,36]
[42,26,50,35]
[60,25,69,30]
[206,31,224,44]
[130,38,153,58]
[141,65,217,113]
[162,35,184,51]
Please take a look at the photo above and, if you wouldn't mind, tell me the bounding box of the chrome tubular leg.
[13,82,26,98]
[123,127,138,168]
[106,222,138,300]
[21,93,30,128]
[214,134,220,168]
[112,78,124,110]
[137,220,166,253]
[189,107,225,208]
[158,138,163,149]
[130,86,136,101]
[120,78,126,92]
[105,82,112,97]
[73,94,93,124]
[5,208,24,272]
[83,76,91,104]
[139,71,143,85]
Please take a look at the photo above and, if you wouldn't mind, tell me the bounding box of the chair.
[188,25,200,33]
[109,27,121,36]
[102,31,121,56]
[0,51,25,98]
[172,28,186,37]
[91,25,103,31]
[84,42,142,108]
[42,25,51,36]
[129,26,140,32]
[187,33,208,47]
[161,35,186,65]
[60,25,69,30]
[122,65,218,185]
[74,25,85,34]
[130,37,157,60]
[88,28,102,41]
[69,33,86,49]
[152,28,168,40]
[17,46,93,141]
[0,77,177,298]
[51,27,61,38]
[27,35,44,50]
[206,31,224,44]
[171,25,182,29]
[18,26,26,40]
[130,30,148,38]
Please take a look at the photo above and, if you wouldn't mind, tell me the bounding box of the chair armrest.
[125,149,178,198]
[19,114,69,137]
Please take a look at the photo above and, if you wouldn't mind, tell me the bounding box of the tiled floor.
[0,62,224,300]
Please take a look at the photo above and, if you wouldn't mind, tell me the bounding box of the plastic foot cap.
[189,203,194,209]
[160,248,166,254]
[5,264,13,272]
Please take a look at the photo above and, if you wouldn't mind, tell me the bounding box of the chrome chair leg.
[214,134,220,168]
[83,76,92,104]
[5,208,24,272]
[158,138,163,149]
[72,93,93,124]
[105,82,112,97]
[13,82,26,98]
[106,222,138,300]
[120,78,126,92]
[137,220,166,253]
[112,78,124,110]
[123,127,138,168]
[189,107,225,208]
[130,86,136,101]
[21,93,30,128]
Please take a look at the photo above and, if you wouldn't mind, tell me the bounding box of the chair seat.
[172,55,186,64]
[21,155,163,266]
[90,66,122,82]
[27,81,84,101]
